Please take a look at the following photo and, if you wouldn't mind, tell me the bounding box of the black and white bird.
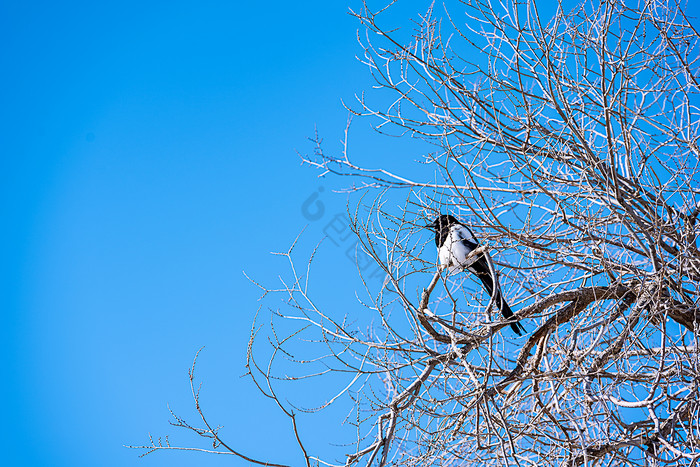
[425,214,525,335]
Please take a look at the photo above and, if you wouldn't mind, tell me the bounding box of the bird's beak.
[422,222,435,229]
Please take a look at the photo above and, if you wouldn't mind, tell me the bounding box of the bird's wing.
[453,223,478,244]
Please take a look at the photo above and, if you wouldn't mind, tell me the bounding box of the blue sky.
[1,1,396,466]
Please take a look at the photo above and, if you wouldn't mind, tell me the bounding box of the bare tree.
[131,0,700,465]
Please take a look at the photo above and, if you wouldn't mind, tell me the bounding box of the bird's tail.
[498,297,526,336]
[472,260,525,336]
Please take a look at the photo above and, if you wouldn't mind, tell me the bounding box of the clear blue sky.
[4,1,700,466]
[1,1,390,466]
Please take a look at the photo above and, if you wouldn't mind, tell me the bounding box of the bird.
[424,214,525,335]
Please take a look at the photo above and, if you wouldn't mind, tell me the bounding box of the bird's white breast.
[438,224,478,269]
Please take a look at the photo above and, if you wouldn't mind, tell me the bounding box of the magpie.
[425,214,525,335]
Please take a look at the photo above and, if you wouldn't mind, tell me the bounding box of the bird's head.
[424,214,459,232]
